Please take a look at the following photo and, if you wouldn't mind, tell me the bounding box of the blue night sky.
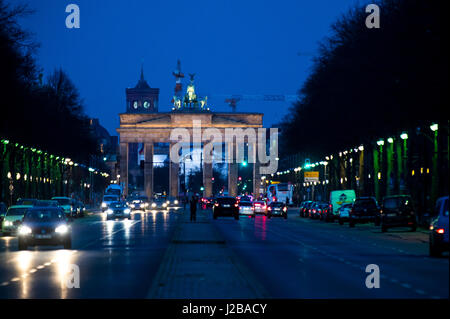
[18,0,359,135]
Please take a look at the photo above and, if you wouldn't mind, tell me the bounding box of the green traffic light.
[242,161,247,167]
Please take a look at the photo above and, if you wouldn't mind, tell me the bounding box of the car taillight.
[283,207,287,212]
[234,203,239,207]
[214,203,219,207]
[268,207,272,211]
[436,228,445,234]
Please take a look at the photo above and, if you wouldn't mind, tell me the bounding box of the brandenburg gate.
[116,66,264,199]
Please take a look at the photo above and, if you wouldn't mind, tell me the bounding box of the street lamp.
[387,137,394,144]
[400,133,408,140]
[377,139,385,146]
[430,123,438,132]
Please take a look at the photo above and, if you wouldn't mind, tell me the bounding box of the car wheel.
[339,219,343,225]
[213,214,217,220]
[64,238,72,249]
[268,215,272,219]
[284,214,287,219]
[410,224,417,232]
[234,215,239,220]
[349,220,355,228]
[18,239,27,251]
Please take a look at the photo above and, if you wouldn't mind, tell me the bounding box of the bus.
[267,183,293,205]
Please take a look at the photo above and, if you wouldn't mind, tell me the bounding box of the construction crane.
[210,94,298,112]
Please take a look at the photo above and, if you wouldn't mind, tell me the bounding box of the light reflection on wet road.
[0,210,180,298]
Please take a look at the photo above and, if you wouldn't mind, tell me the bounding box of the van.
[329,190,356,215]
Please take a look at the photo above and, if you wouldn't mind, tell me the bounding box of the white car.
[1,205,33,235]
[253,201,267,214]
[429,196,449,257]
[239,201,255,217]
[338,203,353,225]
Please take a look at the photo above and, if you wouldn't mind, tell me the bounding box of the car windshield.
[54,198,71,205]
[24,209,65,222]
[239,201,252,207]
[35,201,58,207]
[271,202,284,207]
[217,198,236,204]
[384,197,411,209]
[110,202,127,208]
[104,196,119,202]
[355,199,377,208]
[7,207,29,216]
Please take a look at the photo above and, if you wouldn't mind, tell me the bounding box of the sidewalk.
[147,209,269,298]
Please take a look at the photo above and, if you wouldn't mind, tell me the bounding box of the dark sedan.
[267,202,287,219]
[106,201,131,220]
[213,197,239,220]
[380,195,416,232]
[349,197,380,227]
[18,207,71,250]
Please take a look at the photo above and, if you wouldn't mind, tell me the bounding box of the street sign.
[304,171,319,182]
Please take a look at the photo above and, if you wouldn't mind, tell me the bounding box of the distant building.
[125,65,160,113]
[89,118,118,178]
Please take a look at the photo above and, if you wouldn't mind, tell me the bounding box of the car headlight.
[4,221,13,226]
[55,225,69,234]
[101,202,107,208]
[124,208,131,214]
[152,203,156,208]
[166,201,170,204]
[18,226,32,235]
[106,209,113,214]
[140,203,145,208]
[163,203,167,207]
[144,203,149,207]
[174,200,179,205]
[131,204,135,208]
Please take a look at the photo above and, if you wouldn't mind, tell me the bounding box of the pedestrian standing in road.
[190,195,197,222]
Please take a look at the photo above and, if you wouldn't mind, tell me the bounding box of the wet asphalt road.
[0,208,448,299]
[0,210,180,298]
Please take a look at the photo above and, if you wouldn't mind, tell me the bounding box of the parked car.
[101,195,120,212]
[310,202,327,219]
[238,201,255,217]
[253,201,268,215]
[337,203,353,225]
[18,207,71,250]
[213,197,239,220]
[1,205,33,236]
[429,196,449,257]
[380,195,416,232]
[349,197,380,227]
[105,201,131,220]
[306,201,317,218]
[52,197,77,217]
[267,202,288,219]
[299,201,313,218]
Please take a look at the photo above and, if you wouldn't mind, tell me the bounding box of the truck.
[105,184,123,198]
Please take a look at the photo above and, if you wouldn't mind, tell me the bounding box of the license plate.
[387,213,397,217]
[35,234,51,239]
[223,204,230,207]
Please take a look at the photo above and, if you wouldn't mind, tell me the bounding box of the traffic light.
[200,186,204,191]
[241,161,248,167]
[238,176,242,181]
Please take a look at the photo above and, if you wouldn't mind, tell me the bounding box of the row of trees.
[279,0,447,158]
[0,1,98,163]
